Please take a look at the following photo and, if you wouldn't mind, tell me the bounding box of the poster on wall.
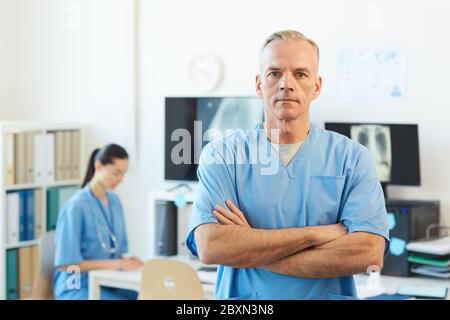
[336,47,407,100]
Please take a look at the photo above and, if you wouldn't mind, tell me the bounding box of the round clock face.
[187,53,223,93]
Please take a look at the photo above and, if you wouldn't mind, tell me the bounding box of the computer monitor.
[324,122,420,198]
[165,97,264,181]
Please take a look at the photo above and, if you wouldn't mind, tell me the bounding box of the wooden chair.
[31,231,55,300]
[139,259,204,300]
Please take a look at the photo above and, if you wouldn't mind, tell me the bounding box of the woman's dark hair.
[81,144,129,188]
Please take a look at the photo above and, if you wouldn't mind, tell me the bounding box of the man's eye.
[268,71,281,77]
[296,72,307,78]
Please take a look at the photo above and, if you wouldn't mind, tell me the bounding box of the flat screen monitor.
[165,97,264,181]
[324,122,420,186]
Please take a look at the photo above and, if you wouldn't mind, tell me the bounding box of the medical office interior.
[1,0,450,301]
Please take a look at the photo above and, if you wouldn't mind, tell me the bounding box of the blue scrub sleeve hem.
[186,219,218,257]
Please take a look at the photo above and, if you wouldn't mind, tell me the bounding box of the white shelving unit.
[147,190,198,260]
[0,122,86,300]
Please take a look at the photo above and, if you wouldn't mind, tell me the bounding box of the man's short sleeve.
[186,142,238,257]
[339,148,390,249]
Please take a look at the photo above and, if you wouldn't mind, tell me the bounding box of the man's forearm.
[264,232,385,278]
[195,223,345,268]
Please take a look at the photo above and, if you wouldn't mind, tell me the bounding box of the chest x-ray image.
[350,124,392,182]
[198,97,264,142]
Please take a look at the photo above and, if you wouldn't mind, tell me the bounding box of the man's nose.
[279,74,294,92]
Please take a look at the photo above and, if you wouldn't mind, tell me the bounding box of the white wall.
[0,0,142,253]
[139,0,450,256]
[7,0,136,145]
[0,0,18,119]
[2,0,450,258]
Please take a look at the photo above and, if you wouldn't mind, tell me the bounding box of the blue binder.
[19,191,27,241]
[25,190,35,240]
[6,249,18,300]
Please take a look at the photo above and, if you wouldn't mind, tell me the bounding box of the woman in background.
[53,144,142,300]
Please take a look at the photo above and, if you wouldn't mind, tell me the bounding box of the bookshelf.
[0,122,86,300]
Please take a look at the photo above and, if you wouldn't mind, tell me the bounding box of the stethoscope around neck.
[95,217,119,255]
[88,188,120,255]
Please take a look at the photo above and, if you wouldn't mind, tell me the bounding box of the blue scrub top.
[186,123,389,300]
[53,186,129,299]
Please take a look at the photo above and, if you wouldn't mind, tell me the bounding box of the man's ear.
[311,75,322,100]
[255,74,262,97]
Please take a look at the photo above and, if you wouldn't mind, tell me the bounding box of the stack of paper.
[406,237,450,279]
[411,265,450,279]
[406,236,450,255]
[408,254,450,267]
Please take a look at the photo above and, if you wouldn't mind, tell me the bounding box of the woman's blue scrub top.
[53,186,129,299]
[186,123,389,300]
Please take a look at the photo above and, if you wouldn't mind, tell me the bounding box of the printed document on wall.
[336,47,407,100]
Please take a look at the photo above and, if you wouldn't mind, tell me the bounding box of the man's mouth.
[276,98,298,103]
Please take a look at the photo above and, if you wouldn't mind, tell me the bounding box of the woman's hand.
[112,257,143,271]
[129,256,144,266]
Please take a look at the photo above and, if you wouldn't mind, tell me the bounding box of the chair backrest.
[31,231,56,300]
[139,259,204,300]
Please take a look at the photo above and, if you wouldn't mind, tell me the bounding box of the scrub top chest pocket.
[306,175,345,226]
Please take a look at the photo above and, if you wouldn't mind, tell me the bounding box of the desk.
[88,257,216,300]
[354,274,450,299]
[89,269,215,300]
[89,268,450,300]
[89,269,141,300]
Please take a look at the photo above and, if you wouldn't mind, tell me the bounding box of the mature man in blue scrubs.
[186,30,389,300]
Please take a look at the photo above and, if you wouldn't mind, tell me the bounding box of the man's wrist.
[304,226,319,247]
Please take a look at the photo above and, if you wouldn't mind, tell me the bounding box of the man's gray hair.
[260,30,320,61]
